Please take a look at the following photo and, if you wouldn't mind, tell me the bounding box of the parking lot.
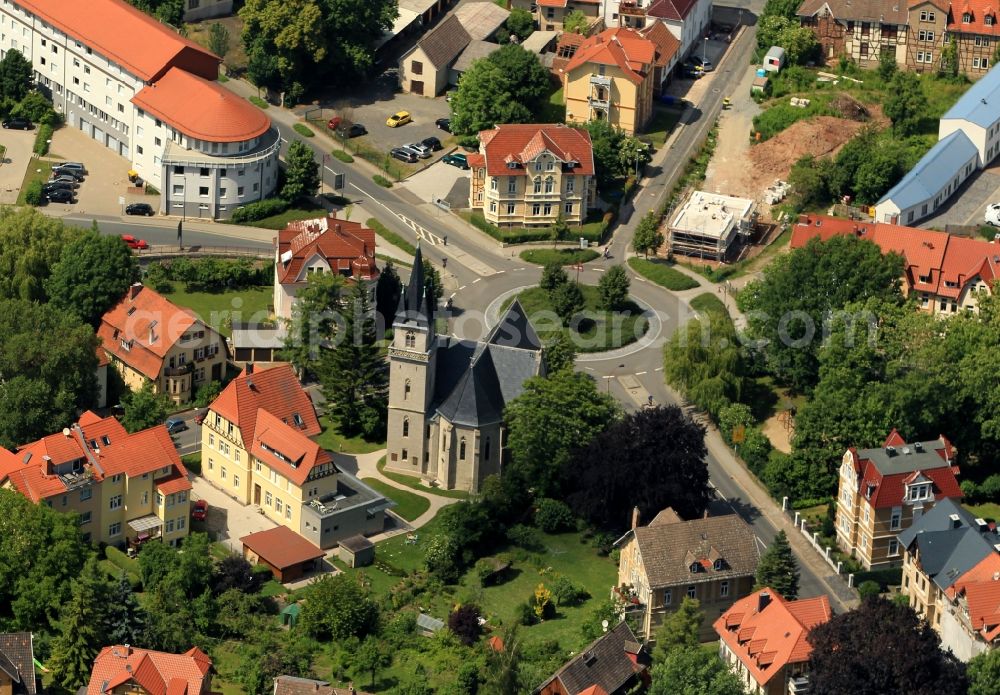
[922,162,1000,230]
[0,127,37,204]
[190,475,278,553]
[398,157,470,206]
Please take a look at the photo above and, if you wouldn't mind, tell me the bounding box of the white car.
[986,203,1000,226]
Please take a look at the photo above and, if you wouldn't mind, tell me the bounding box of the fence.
[136,245,272,261]
[782,497,858,589]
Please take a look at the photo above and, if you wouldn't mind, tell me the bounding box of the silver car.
[404,143,432,159]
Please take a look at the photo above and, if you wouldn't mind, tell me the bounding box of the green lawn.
[293,123,315,138]
[678,226,793,284]
[520,248,599,265]
[460,210,607,245]
[260,579,286,597]
[210,541,234,561]
[628,257,700,291]
[245,203,329,230]
[540,86,566,122]
[689,292,729,317]
[643,106,684,148]
[376,456,470,499]
[965,502,1000,523]
[209,641,246,695]
[16,159,54,205]
[360,477,430,521]
[164,283,272,338]
[504,285,648,353]
[312,415,385,454]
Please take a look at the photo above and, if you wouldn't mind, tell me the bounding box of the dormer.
[905,474,933,502]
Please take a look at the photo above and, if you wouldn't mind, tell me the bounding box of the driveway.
[0,127,36,204]
[397,158,470,207]
[190,475,277,553]
[49,125,161,217]
[920,163,1000,230]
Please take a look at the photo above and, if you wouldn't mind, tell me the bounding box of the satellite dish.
[601,619,609,633]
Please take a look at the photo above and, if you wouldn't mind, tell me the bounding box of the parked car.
[121,234,149,250]
[52,169,85,183]
[337,122,367,138]
[44,189,74,203]
[435,117,452,133]
[165,417,188,434]
[390,147,417,163]
[2,117,32,130]
[43,181,75,194]
[386,111,412,127]
[191,500,208,521]
[406,142,433,159]
[681,63,703,79]
[53,162,87,175]
[125,202,155,216]
[421,136,443,151]
[691,55,714,71]
[986,203,1000,226]
[442,152,469,169]
[327,116,342,131]
[49,174,80,187]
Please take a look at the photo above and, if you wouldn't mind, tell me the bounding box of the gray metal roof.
[856,438,952,476]
[877,130,979,209]
[897,499,1000,591]
[942,65,1000,129]
[485,300,543,351]
[453,39,498,74]
[454,1,510,41]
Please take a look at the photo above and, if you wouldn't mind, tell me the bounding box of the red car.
[121,234,149,250]
[194,410,206,425]
[191,499,208,521]
[327,116,342,131]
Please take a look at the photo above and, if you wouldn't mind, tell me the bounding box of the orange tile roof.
[240,525,325,569]
[98,284,202,380]
[948,553,1000,599]
[476,124,595,176]
[101,425,185,479]
[275,216,379,286]
[640,20,681,67]
[208,364,321,448]
[961,570,1000,641]
[86,645,212,695]
[132,68,270,143]
[564,28,657,84]
[14,0,218,82]
[250,409,334,487]
[714,589,831,687]
[792,214,1000,300]
[948,0,1000,32]
[156,471,193,495]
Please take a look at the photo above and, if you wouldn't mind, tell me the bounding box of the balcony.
[590,73,612,88]
[163,363,192,377]
[789,676,811,694]
[588,96,610,110]
[618,1,646,16]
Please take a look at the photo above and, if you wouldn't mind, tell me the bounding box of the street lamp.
[703,36,708,63]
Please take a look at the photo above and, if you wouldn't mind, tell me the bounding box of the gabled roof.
[477,123,595,176]
[878,130,980,209]
[640,21,681,67]
[273,675,373,695]
[240,525,325,570]
[565,28,657,84]
[796,0,909,22]
[618,512,760,589]
[454,1,511,40]
[436,348,506,427]
[412,14,471,69]
[453,39,500,74]
[132,68,270,143]
[208,364,320,447]
[648,0,702,21]
[275,216,378,286]
[86,645,212,695]
[250,409,335,487]
[947,0,1000,38]
[847,431,961,509]
[0,633,36,695]
[485,300,543,351]
[534,622,648,695]
[12,0,218,82]
[714,590,831,687]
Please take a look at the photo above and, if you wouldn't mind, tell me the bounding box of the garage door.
[412,80,424,96]
[79,118,89,136]
[107,136,119,153]
[93,126,104,144]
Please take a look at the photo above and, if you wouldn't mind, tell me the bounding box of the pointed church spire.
[396,242,432,326]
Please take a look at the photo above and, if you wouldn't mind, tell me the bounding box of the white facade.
[604,0,713,58]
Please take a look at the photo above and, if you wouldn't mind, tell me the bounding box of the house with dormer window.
[835,429,963,570]
[614,507,761,639]
[946,0,1000,74]
[467,123,597,228]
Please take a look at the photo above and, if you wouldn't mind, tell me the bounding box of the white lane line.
[324,165,338,173]
[496,270,505,274]
[280,137,287,144]
[458,285,466,291]
[654,366,664,372]
[472,278,481,284]
[636,371,647,375]
[585,366,595,371]
[449,292,457,299]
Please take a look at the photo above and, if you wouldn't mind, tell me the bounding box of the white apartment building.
[0,0,279,220]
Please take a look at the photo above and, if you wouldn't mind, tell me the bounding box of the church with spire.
[385,246,545,492]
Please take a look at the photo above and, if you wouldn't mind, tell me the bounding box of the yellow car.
[386,111,412,127]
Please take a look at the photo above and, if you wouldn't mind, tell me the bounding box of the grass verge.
[520,248,599,265]
[373,174,393,188]
[16,159,54,205]
[367,217,416,256]
[643,106,684,148]
[628,257,700,291]
[376,456,469,499]
[331,149,354,163]
[360,477,431,521]
[460,210,607,245]
[293,123,315,138]
[248,95,269,109]
[313,415,385,454]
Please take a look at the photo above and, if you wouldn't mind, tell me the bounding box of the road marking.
[324,165,337,174]
[496,270,505,274]
[636,371,647,375]
[449,292,457,299]
[458,285,466,291]
[654,366,663,372]
[585,366,595,371]
[472,278,481,284]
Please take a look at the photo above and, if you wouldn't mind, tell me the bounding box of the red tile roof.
[846,431,962,509]
[275,216,379,286]
[714,589,831,688]
[648,0,701,20]
[250,409,334,487]
[565,27,657,83]
[98,285,204,380]
[240,525,325,570]
[948,0,1000,33]
[538,0,568,6]
[792,214,1000,300]
[156,471,193,496]
[86,645,212,695]
[13,0,218,82]
[476,124,595,176]
[132,68,270,143]
[963,571,1000,641]
[208,364,320,447]
[640,20,682,67]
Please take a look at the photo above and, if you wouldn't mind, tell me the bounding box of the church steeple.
[396,243,434,327]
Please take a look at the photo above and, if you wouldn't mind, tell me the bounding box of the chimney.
[976,518,990,533]
[124,644,131,655]
[950,513,962,529]
[348,685,355,695]
[335,223,342,234]
[128,283,142,301]
[42,455,53,476]
[631,506,640,529]
[758,591,771,612]
[245,363,254,375]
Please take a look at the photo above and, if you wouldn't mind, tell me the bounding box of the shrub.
[194,381,223,408]
[230,197,289,224]
[475,558,495,587]
[858,580,881,599]
[517,601,537,626]
[535,498,575,533]
[248,95,269,109]
[373,174,393,188]
[532,583,556,620]
[448,604,481,646]
[293,123,315,138]
[331,149,354,163]
[33,123,53,155]
[24,179,43,206]
[979,473,1000,502]
[550,575,589,607]
[961,479,979,501]
[507,524,544,552]
[181,453,201,475]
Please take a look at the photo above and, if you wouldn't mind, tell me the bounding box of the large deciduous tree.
[633,211,665,258]
[884,72,929,137]
[281,271,345,377]
[0,47,33,102]
[968,649,1000,695]
[0,207,71,302]
[450,45,551,135]
[652,597,704,663]
[584,120,652,189]
[807,597,967,695]
[754,531,800,599]
[598,264,630,312]
[46,225,139,327]
[300,573,379,641]
[566,405,710,530]
[282,140,320,202]
[318,278,388,439]
[505,371,620,497]
[649,646,746,695]
[120,381,171,434]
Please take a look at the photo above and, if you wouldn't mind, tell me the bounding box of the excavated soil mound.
[750,116,871,182]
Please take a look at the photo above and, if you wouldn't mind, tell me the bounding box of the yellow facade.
[564,63,653,135]
[472,156,594,228]
[200,414,252,505]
